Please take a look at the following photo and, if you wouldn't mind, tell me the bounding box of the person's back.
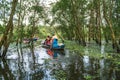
[51,34,65,49]
[51,34,59,48]
[52,38,58,48]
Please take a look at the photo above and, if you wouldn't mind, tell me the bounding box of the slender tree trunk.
[16,0,25,60]
[94,0,101,45]
[0,0,18,57]
[104,30,109,43]
[16,0,22,59]
[3,1,6,25]
[30,6,37,65]
[71,0,86,46]
[89,6,94,42]
[97,0,101,45]
[103,0,120,52]
[119,38,120,45]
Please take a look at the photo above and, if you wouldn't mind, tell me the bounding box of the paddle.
[52,26,64,44]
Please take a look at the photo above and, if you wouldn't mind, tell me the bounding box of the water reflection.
[0,59,15,80]
[47,49,65,59]
[0,46,120,80]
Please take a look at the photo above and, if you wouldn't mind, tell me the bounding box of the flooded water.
[0,45,120,80]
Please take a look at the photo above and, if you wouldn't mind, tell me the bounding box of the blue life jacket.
[52,39,65,49]
[52,39,59,48]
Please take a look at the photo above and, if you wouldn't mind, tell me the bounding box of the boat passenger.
[44,36,51,46]
[51,34,64,49]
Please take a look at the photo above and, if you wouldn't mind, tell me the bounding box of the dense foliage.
[0,0,120,58]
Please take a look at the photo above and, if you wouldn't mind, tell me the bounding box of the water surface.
[0,45,120,80]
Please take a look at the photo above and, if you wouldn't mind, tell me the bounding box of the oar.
[52,26,64,43]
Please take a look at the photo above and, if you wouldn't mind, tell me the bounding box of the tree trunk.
[96,0,101,46]
[88,5,95,42]
[16,0,25,60]
[103,0,120,53]
[0,0,18,57]
[71,0,86,46]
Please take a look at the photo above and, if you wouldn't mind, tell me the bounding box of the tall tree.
[52,0,87,46]
[103,0,120,52]
[0,0,18,57]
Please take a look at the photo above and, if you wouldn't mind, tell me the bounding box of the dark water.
[0,45,120,80]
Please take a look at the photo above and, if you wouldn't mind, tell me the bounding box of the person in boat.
[44,36,51,46]
[32,36,38,41]
[23,38,30,44]
[51,34,64,49]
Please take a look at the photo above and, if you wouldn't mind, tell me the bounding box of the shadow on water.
[0,45,120,80]
[0,59,15,80]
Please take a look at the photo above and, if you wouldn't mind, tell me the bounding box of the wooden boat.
[23,39,30,44]
[41,44,65,50]
[23,38,38,44]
